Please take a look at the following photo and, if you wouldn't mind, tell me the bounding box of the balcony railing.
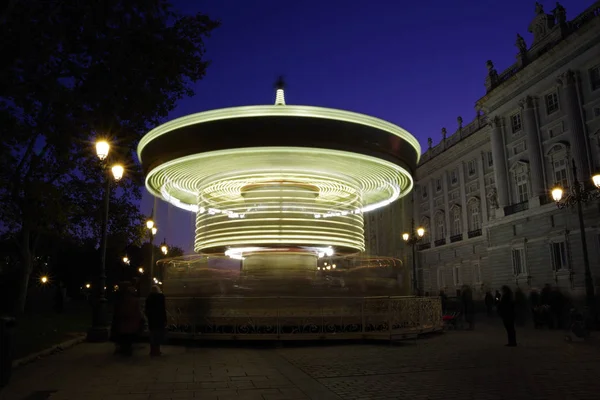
[504,201,529,216]
[468,229,482,238]
[417,243,431,251]
[450,234,463,243]
[434,238,446,246]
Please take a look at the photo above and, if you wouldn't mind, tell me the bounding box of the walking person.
[145,285,167,357]
[498,285,517,347]
[484,290,494,317]
[461,285,474,330]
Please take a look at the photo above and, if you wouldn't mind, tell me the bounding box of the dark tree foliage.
[0,0,219,314]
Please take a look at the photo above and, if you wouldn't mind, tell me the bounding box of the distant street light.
[161,238,168,256]
[138,267,144,274]
[146,219,154,230]
[85,283,91,289]
[122,256,130,265]
[40,276,48,284]
[551,159,600,314]
[403,218,426,294]
[151,227,158,235]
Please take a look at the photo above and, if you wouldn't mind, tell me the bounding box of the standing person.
[461,285,474,330]
[113,285,143,356]
[498,285,517,347]
[145,285,167,357]
[484,291,494,317]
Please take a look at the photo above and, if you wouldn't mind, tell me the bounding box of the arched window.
[468,199,481,231]
[452,206,461,235]
[435,212,445,240]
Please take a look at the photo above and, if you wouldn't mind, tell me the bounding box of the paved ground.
[2,317,600,400]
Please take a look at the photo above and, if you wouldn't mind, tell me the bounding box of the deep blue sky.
[141,0,592,252]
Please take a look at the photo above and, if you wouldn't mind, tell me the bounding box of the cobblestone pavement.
[2,318,600,400]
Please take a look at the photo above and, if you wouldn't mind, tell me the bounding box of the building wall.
[365,2,600,299]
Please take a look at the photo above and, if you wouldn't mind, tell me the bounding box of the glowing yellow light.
[138,267,144,274]
[113,285,119,291]
[96,140,109,160]
[85,283,91,289]
[123,256,130,264]
[158,281,163,285]
[551,187,563,202]
[138,105,420,257]
[417,227,425,238]
[332,264,336,269]
[111,164,124,181]
[593,173,600,189]
[151,227,158,235]
[326,265,331,270]
[40,276,48,284]
[161,245,168,255]
[146,220,154,229]
[402,233,409,241]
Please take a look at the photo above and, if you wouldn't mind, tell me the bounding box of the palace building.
[366,1,600,298]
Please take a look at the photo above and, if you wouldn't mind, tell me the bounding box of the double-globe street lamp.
[403,219,425,295]
[551,159,600,315]
[88,140,125,342]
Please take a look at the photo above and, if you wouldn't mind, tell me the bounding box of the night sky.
[141,0,592,252]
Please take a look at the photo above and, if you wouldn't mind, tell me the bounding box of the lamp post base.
[86,326,110,342]
[87,297,110,342]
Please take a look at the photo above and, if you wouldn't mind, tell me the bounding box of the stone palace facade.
[365,1,600,298]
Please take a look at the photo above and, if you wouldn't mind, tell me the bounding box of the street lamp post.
[88,140,124,342]
[551,159,600,315]
[146,218,156,295]
[403,218,425,295]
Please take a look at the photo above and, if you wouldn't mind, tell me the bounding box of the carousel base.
[161,295,443,341]
[155,254,442,341]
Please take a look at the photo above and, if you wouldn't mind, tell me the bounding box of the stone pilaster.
[557,70,591,180]
[442,171,450,241]
[489,116,510,207]
[476,153,488,223]
[520,96,545,198]
[458,162,468,238]
[428,180,435,241]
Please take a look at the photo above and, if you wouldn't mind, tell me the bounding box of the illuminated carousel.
[138,79,442,339]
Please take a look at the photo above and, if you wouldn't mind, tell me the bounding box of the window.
[452,207,461,235]
[453,266,461,286]
[438,268,446,288]
[421,218,430,243]
[467,160,476,176]
[510,113,522,133]
[512,248,527,276]
[469,201,481,230]
[551,241,568,271]
[473,263,482,284]
[516,173,529,202]
[545,91,559,114]
[435,213,445,240]
[590,66,600,91]
[487,151,493,167]
[436,179,442,192]
[450,169,458,185]
[594,107,600,118]
[553,158,568,189]
[422,186,428,199]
